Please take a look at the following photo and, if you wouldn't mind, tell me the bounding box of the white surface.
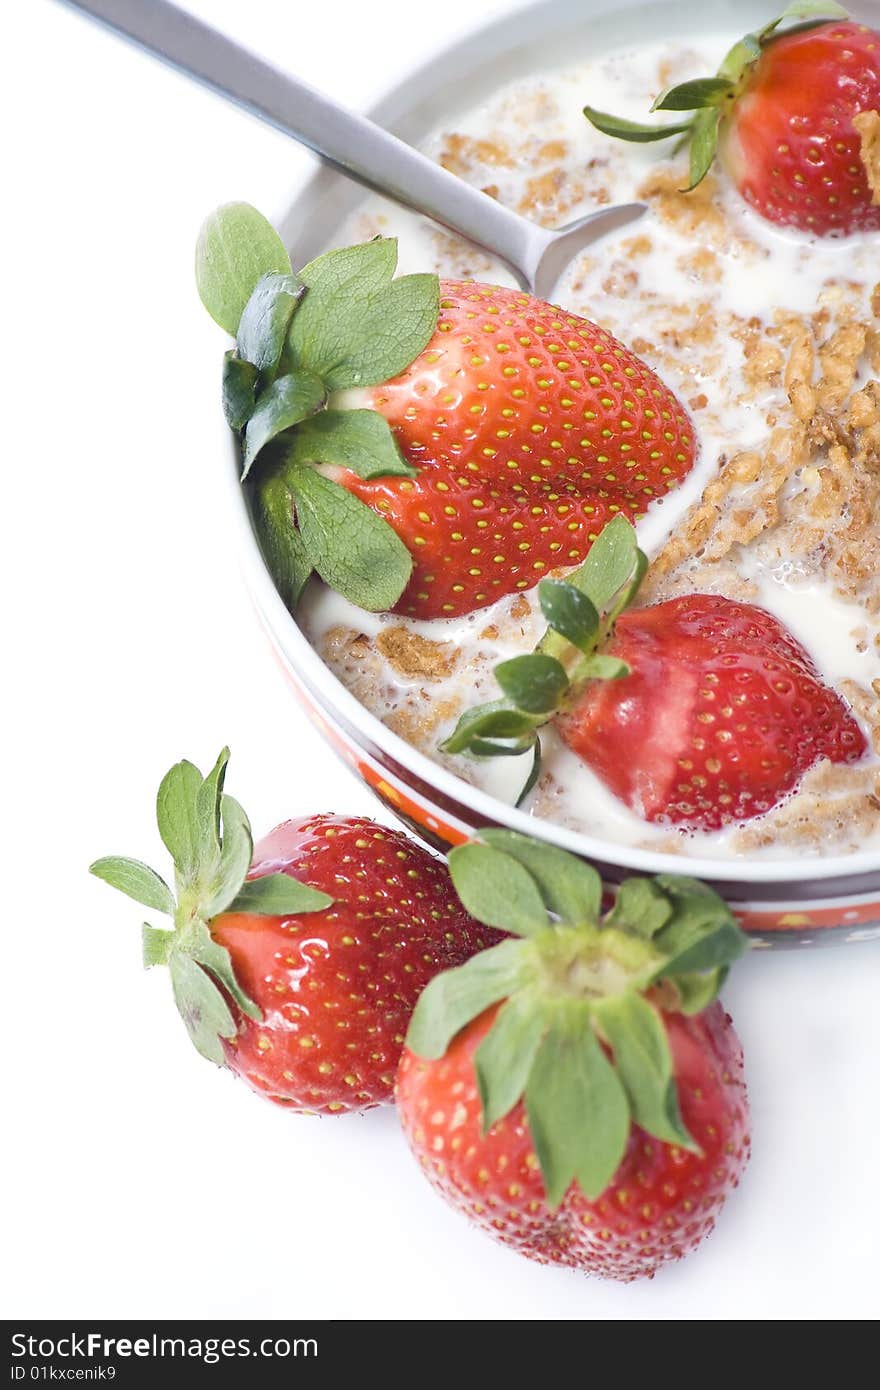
[3,0,878,1322]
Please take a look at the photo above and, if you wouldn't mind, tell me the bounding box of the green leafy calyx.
[441,515,647,794]
[90,749,333,1066]
[584,2,849,190]
[406,829,748,1206]
[196,203,441,613]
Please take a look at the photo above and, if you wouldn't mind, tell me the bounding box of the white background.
[4,0,878,1321]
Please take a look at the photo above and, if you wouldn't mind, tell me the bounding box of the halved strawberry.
[557,593,867,827]
[196,207,696,620]
[585,3,880,236]
[398,830,750,1281]
[443,517,866,830]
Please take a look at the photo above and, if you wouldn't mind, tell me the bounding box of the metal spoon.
[61,0,644,298]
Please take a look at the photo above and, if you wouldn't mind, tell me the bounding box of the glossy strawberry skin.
[724,21,880,235]
[342,281,695,618]
[397,1001,749,1281]
[557,595,867,830]
[211,816,501,1114]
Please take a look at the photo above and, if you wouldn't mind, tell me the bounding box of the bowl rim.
[225,0,880,892]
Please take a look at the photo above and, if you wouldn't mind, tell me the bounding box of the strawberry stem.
[441,516,647,792]
[196,205,441,615]
[583,2,851,190]
[90,749,333,1065]
[407,829,749,1205]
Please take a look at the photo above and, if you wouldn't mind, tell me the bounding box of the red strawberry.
[723,18,880,234]
[585,6,880,236]
[344,281,696,618]
[558,594,866,829]
[214,813,500,1111]
[90,751,499,1114]
[397,830,750,1281]
[196,211,695,622]
[443,517,866,830]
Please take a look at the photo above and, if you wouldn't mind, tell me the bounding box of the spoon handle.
[61,0,548,284]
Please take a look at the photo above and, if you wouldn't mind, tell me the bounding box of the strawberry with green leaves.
[398,830,750,1281]
[197,204,695,620]
[443,517,866,829]
[90,750,499,1113]
[339,280,695,618]
[585,2,880,236]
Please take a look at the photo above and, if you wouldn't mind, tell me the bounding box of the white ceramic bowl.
[228,0,880,946]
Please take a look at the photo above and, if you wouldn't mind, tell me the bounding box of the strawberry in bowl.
[342,280,694,618]
[196,204,696,619]
[90,750,499,1112]
[442,517,867,830]
[584,1,880,235]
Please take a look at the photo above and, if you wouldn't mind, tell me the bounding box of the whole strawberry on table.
[91,750,499,1112]
[400,829,750,1281]
[195,203,695,621]
[91,752,751,1281]
[584,1,880,236]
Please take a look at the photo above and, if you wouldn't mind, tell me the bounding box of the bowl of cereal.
[224,0,880,945]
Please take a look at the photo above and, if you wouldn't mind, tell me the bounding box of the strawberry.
[196,206,695,621]
[397,829,750,1281]
[557,594,868,829]
[585,3,880,236]
[343,281,695,618]
[90,750,499,1113]
[723,16,880,234]
[443,517,866,830]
